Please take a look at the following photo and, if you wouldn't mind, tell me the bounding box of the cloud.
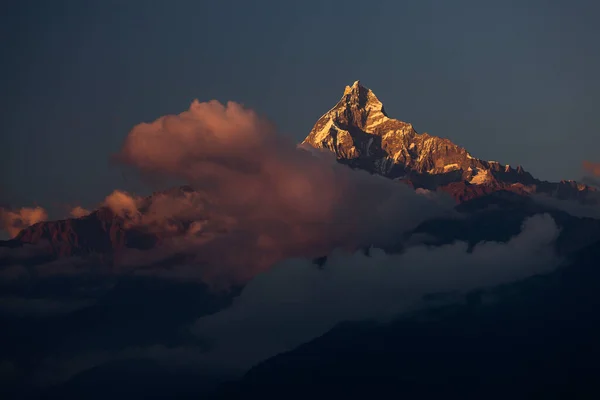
[23,210,559,386]
[532,194,600,219]
[0,240,52,263]
[0,207,48,238]
[104,190,141,218]
[69,206,91,218]
[0,100,455,289]
[582,161,600,189]
[191,213,561,370]
[583,161,600,177]
[111,99,455,286]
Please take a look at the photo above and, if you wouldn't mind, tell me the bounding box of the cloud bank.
[0,92,455,286]
[533,193,600,219]
[191,213,561,370]
[108,99,455,285]
[12,213,562,387]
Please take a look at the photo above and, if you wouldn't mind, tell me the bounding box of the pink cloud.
[103,190,140,219]
[112,99,452,286]
[583,161,600,177]
[69,206,91,218]
[0,207,48,238]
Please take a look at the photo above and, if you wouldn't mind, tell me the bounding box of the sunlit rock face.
[303,80,597,203]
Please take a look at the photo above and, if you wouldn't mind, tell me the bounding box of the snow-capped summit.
[303,81,596,203]
[303,80,495,180]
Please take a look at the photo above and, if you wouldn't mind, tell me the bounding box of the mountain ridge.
[2,81,598,257]
[302,80,596,203]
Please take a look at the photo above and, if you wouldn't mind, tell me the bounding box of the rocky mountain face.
[6,207,157,259]
[0,187,199,261]
[303,80,597,203]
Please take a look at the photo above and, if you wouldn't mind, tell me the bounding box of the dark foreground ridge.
[212,239,600,399]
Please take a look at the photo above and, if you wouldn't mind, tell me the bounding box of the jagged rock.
[303,81,597,203]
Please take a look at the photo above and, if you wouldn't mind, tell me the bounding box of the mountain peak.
[340,80,384,111]
[302,81,412,160]
[302,82,597,203]
[343,80,364,95]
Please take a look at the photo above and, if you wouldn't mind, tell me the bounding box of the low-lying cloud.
[12,214,562,387]
[1,100,454,287]
[0,207,48,238]
[192,213,561,370]
[533,193,600,219]
[107,99,455,285]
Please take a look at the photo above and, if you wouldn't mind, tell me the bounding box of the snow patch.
[365,116,387,131]
[393,150,405,161]
[469,168,493,185]
[366,137,374,155]
[443,163,460,172]
[377,157,394,174]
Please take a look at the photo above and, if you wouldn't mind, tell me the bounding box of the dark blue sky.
[2,0,599,216]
